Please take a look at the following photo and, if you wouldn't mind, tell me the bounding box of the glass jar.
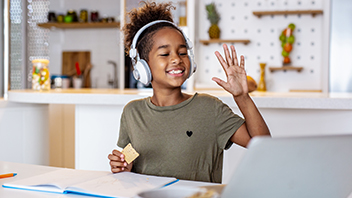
[90,11,99,22]
[79,9,88,23]
[32,59,50,91]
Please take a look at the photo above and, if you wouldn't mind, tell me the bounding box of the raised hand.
[212,44,248,97]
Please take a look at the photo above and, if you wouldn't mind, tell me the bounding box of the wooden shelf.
[37,22,120,29]
[269,66,303,72]
[253,10,323,18]
[199,39,250,45]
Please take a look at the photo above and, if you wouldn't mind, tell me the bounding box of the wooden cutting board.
[62,51,91,88]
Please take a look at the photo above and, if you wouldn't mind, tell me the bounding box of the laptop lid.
[221,135,352,198]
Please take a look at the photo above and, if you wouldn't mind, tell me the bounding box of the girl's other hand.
[108,149,132,173]
[212,44,248,98]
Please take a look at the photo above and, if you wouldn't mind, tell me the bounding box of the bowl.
[134,186,220,198]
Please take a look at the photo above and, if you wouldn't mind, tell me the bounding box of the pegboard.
[194,0,327,92]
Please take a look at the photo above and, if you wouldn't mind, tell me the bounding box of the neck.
[151,87,190,106]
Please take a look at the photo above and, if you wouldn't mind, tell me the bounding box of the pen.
[0,173,17,179]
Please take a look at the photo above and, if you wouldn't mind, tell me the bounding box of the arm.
[212,44,270,147]
[108,149,133,173]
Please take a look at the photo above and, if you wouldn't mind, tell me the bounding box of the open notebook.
[2,169,178,198]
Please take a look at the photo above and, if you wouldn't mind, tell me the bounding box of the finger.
[108,154,119,161]
[223,44,233,66]
[112,149,122,156]
[240,55,245,68]
[212,77,230,91]
[231,45,239,66]
[112,150,125,160]
[111,167,125,173]
[215,51,229,76]
[110,161,127,168]
[109,152,124,161]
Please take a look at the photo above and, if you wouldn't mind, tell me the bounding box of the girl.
[108,1,270,183]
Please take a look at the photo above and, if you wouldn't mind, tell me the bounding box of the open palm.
[212,44,248,97]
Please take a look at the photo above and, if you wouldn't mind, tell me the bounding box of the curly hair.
[123,1,178,62]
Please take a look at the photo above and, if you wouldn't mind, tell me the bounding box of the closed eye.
[160,54,169,56]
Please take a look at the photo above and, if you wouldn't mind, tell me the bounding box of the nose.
[171,53,182,65]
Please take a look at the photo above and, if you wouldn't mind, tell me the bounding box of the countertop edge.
[7,89,352,110]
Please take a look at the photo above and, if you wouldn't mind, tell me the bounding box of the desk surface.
[0,161,216,198]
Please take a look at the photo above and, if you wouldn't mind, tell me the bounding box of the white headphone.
[129,20,197,85]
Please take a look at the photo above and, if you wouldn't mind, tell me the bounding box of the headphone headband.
[129,20,192,59]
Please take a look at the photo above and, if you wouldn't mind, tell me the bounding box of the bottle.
[32,59,50,91]
[257,63,267,92]
[178,1,187,26]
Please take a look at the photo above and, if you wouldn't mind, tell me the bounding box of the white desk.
[0,161,217,198]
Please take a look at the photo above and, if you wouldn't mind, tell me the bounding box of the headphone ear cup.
[187,55,197,78]
[188,55,194,78]
[133,59,152,85]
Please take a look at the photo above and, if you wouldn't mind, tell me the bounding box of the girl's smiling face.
[147,27,191,89]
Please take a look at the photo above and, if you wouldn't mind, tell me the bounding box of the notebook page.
[66,172,177,198]
[3,169,110,193]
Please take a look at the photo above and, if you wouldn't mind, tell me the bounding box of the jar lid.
[51,75,70,79]
[32,59,49,64]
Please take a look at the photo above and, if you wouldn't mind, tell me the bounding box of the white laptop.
[221,135,352,198]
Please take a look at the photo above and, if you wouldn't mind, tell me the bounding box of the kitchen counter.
[5,89,352,183]
[7,88,352,110]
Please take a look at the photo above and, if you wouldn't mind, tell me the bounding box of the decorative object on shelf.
[279,23,295,65]
[257,63,267,92]
[199,39,250,45]
[252,10,323,18]
[206,2,220,39]
[178,1,187,26]
[247,76,257,93]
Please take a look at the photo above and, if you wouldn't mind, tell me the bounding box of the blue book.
[2,169,178,198]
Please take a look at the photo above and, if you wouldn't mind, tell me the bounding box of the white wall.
[330,0,352,92]
[194,0,329,92]
[48,0,120,88]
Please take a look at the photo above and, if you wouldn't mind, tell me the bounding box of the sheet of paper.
[3,169,110,193]
[67,172,177,198]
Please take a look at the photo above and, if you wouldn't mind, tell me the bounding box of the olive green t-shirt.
[117,93,245,183]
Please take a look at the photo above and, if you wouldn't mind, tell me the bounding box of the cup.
[73,77,83,89]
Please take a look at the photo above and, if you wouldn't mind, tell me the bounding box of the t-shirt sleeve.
[117,109,131,149]
[215,99,245,150]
